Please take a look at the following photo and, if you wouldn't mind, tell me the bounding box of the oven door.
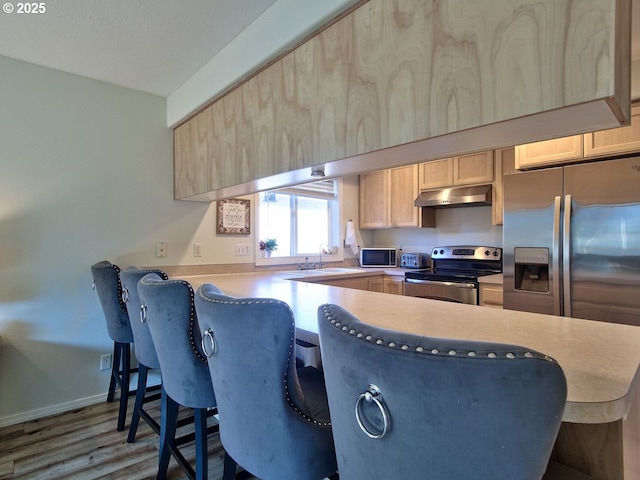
[404,278,478,305]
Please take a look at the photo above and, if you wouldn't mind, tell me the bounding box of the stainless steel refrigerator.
[503,156,640,326]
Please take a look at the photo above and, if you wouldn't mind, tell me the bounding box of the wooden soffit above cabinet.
[174,0,631,202]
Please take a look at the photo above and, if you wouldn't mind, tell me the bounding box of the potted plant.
[260,238,278,257]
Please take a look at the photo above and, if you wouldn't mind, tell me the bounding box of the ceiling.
[0,0,277,97]
[0,0,638,99]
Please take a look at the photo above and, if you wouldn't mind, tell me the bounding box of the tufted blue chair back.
[91,261,133,343]
[137,273,215,409]
[120,266,168,370]
[318,303,567,480]
[195,284,337,480]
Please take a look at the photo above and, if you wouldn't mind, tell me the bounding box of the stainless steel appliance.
[359,248,397,267]
[404,246,502,305]
[503,156,640,325]
[400,252,429,269]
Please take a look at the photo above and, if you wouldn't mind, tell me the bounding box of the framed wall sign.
[217,198,250,235]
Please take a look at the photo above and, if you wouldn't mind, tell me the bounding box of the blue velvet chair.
[119,266,167,443]
[195,284,338,480]
[137,273,219,480]
[317,303,567,480]
[91,260,136,432]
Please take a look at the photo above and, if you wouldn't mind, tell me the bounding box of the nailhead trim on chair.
[143,278,208,363]
[111,264,127,313]
[196,293,332,427]
[319,304,557,364]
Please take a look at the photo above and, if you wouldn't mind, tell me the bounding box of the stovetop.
[405,246,502,282]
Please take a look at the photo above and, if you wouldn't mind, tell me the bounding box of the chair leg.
[127,363,149,443]
[156,387,179,480]
[194,408,208,480]
[107,341,119,402]
[222,451,237,480]
[116,342,131,431]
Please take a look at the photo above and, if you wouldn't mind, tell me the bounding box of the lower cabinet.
[479,284,503,308]
[383,276,404,295]
[318,274,404,294]
[322,277,373,291]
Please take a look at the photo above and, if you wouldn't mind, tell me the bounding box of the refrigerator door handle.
[562,195,572,317]
[552,196,562,316]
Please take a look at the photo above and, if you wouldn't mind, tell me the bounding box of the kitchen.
[1,0,640,478]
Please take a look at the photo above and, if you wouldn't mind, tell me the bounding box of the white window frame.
[255,179,345,267]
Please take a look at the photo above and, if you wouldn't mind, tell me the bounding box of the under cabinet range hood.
[413,184,492,208]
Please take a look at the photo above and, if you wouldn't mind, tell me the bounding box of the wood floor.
[0,395,235,480]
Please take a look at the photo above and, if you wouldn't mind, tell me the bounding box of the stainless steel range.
[404,246,502,305]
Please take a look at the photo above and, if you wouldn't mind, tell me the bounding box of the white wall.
[369,207,503,253]
[0,56,236,425]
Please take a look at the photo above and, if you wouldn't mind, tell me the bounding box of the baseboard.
[0,393,107,428]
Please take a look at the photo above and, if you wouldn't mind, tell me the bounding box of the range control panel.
[431,246,502,261]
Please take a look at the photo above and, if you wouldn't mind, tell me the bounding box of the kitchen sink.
[283,267,367,277]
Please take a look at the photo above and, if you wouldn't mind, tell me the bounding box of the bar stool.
[138,273,219,480]
[195,284,337,480]
[317,303,567,480]
[91,260,136,432]
[120,266,167,443]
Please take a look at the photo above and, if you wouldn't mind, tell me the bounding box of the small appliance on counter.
[400,252,430,269]
[359,248,397,267]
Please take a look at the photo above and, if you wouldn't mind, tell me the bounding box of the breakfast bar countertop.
[180,270,640,426]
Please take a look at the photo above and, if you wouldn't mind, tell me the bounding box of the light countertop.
[180,269,640,426]
[478,273,503,285]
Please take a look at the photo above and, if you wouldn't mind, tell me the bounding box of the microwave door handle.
[562,195,572,317]
[552,195,562,316]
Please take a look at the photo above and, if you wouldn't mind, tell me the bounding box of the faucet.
[298,257,315,270]
[319,243,329,269]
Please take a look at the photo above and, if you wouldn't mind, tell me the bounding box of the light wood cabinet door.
[323,277,372,291]
[388,165,419,227]
[584,104,640,158]
[368,277,384,293]
[418,158,453,190]
[515,135,583,169]
[419,152,493,189]
[360,166,420,229]
[454,151,494,185]
[359,170,389,229]
[479,284,503,308]
[383,276,404,295]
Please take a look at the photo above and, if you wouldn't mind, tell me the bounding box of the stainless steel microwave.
[359,248,397,267]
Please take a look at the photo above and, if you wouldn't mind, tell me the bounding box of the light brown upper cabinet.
[516,104,640,169]
[515,135,584,169]
[359,170,388,229]
[418,159,453,190]
[388,165,420,228]
[360,165,424,229]
[419,152,494,190]
[173,0,630,201]
[583,103,640,158]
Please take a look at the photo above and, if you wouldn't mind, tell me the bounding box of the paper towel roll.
[345,220,358,256]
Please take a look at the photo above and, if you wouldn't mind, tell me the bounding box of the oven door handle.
[405,278,476,289]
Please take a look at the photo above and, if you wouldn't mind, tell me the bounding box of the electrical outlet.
[100,353,112,371]
[156,242,167,258]
[193,243,202,257]
[235,243,250,256]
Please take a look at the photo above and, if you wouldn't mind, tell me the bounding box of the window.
[256,179,343,265]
